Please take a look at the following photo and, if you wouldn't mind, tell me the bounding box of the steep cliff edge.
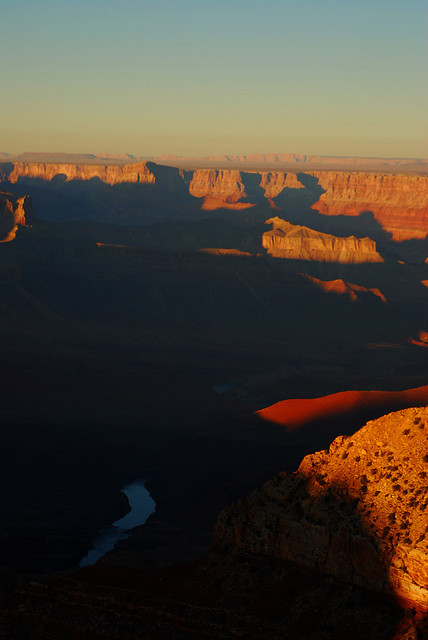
[2,161,156,186]
[310,171,428,241]
[214,406,428,612]
[1,161,426,243]
[0,191,34,242]
[262,216,384,263]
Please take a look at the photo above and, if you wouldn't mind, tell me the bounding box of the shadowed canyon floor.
[0,162,427,637]
[1,408,427,639]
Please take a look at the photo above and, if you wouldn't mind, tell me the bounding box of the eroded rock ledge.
[214,406,428,611]
[262,216,383,263]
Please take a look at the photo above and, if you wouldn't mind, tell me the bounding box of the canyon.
[0,157,427,638]
[1,160,427,247]
[215,406,428,612]
[1,408,427,639]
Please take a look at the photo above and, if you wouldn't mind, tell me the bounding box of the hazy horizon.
[2,0,426,159]
[1,150,427,161]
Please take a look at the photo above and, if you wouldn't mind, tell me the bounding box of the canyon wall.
[214,406,428,611]
[1,161,427,242]
[262,217,384,263]
[2,161,156,186]
[310,171,428,241]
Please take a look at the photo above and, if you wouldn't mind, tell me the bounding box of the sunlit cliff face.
[214,406,428,613]
[262,217,385,263]
[2,161,427,243]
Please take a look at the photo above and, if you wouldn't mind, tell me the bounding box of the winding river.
[79,479,156,567]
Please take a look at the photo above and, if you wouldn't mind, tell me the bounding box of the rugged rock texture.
[214,406,428,611]
[3,161,156,186]
[0,191,33,242]
[310,171,428,241]
[262,216,384,263]
[1,160,427,242]
[189,169,246,203]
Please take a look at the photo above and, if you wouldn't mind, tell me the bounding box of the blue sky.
[1,0,426,157]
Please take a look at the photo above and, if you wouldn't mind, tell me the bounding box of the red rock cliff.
[5,161,156,186]
[310,171,428,241]
[262,216,384,263]
[2,161,426,241]
[214,406,428,611]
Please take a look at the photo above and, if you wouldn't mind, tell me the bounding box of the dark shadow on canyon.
[1,434,425,639]
[2,164,427,262]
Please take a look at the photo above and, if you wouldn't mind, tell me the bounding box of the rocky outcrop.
[262,216,384,263]
[301,274,387,302]
[214,406,428,611]
[2,161,156,186]
[0,191,33,242]
[189,169,246,203]
[2,161,427,241]
[310,171,428,241]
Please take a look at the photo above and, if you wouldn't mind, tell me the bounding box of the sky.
[1,0,427,158]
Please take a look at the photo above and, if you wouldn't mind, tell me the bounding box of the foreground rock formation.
[0,191,33,242]
[215,406,428,612]
[1,407,427,639]
[262,216,384,263]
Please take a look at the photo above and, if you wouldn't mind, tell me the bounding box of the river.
[79,479,156,567]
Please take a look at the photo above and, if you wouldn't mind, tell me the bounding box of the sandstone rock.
[4,161,156,186]
[214,406,428,611]
[262,216,383,263]
[0,191,33,242]
[189,169,246,203]
[2,160,427,242]
[309,171,428,242]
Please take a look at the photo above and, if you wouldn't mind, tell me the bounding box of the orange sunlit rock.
[2,161,427,241]
[301,273,387,302]
[197,248,253,256]
[309,171,428,242]
[200,196,254,211]
[189,169,245,203]
[256,385,428,429]
[408,331,428,347]
[215,406,428,612]
[0,191,33,242]
[6,161,156,186]
[262,217,383,263]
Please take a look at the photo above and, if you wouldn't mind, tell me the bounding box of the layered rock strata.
[2,161,156,186]
[262,216,383,263]
[1,161,426,241]
[214,406,428,611]
[310,171,428,241]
